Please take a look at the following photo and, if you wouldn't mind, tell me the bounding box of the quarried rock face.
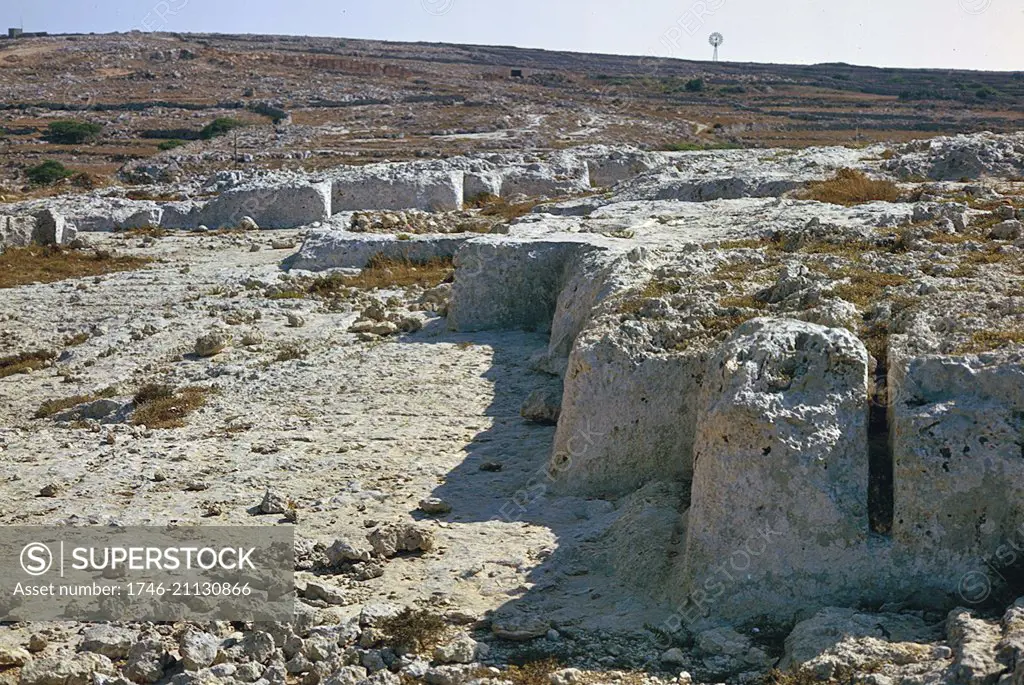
[195,180,332,229]
[0,214,37,250]
[447,237,599,332]
[332,168,464,212]
[677,318,871,621]
[890,345,1024,586]
[552,332,705,497]
[284,229,468,271]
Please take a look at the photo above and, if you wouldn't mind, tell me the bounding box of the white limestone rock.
[890,345,1024,588]
[332,167,464,212]
[285,229,467,271]
[780,607,939,670]
[678,317,870,622]
[195,180,332,229]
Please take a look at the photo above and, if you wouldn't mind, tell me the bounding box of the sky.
[2,0,1021,72]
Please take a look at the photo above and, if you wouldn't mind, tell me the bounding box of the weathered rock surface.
[678,318,870,622]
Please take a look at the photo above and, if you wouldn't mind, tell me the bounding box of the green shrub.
[199,117,247,140]
[26,160,74,185]
[44,120,103,144]
[685,78,705,92]
[157,139,185,151]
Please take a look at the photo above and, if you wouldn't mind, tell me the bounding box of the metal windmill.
[709,32,724,62]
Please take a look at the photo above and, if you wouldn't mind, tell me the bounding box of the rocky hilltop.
[2,72,1024,685]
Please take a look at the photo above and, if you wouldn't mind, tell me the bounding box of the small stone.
[152,470,167,482]
[326,538,373,564]
[304,581,347,606]
[491,613,550,641]
[38,482,62,497]
[549,668,585,685]
[349,320,376,334]
[194,330,228,357]
[361,650,387,673]
[990,219,1022,240]
[249,243,261,252]
[81,625,138,660]
[366,523,435,558]
[180,630,219,671]
[545,629,561,641]
[125,639,169,684]
[21,654,114,685]
[259,489,289,515]
[398,317,423,334]
[369,321,398,337]
[479,462,503,472]
[239,216,259,231]
[323,665,367,685]
[418,497,452,515]
[241,330,265,346]
[433,635,478,664]
[520,388,562,425]
[240,631,275,663]
[661,648,687,666]
[351,561,386,581]
[287,313,306,328]
[27,633,47,653]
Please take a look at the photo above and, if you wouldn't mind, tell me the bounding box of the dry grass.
[720,294,767,309]
[35,386,117,419]
[117,226,169,239]
[619,278,682,314]
[378,608,448,653]
[64,331,91,347]
[131,384,213,429]
[0,245,152,289]
[468,193,541,222]
[801,168,901,206]
[829,267,910,306]
[320,256,454,291]
[949,248,1013,278]
[502,658,565,685]
[958,329,1024,354]
[0,349,56,379]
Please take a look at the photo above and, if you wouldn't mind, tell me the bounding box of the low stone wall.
[284,230,470,271]
[332,169,464,212]
[190,181,332,230]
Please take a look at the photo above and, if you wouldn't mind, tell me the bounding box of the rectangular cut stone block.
[891,349,1024,574]
[677,318,871,622]
[196,181,332,229]
[0,214,37,250]
[332,169,463,212]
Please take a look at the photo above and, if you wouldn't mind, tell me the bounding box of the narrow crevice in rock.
[868,353,894,536]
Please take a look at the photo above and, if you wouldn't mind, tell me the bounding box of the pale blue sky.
[3,0,1021,71]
